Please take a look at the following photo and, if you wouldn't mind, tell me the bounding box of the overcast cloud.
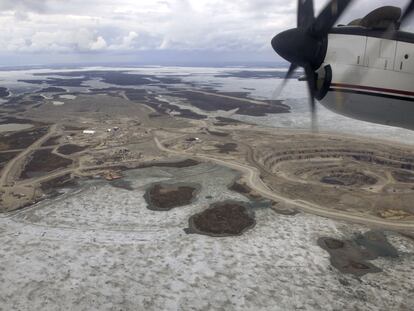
[0,0,412,65]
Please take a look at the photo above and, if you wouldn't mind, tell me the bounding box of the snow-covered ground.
[1,163,413,311]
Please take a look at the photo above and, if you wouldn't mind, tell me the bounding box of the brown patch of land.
[207,129,229,137]
[40,173,76,197]
[229,181,251,194]
[148,113,163,118]
[215,143,238,154]
[228,180,262,200]
[63,125,87,131]
[20,149,73,179]
[187,201,255,237]
[138,159,200,169]
[0,152,19,169]
[318,231,398,277]
[144,183,200,211]
[378,209,412,220]
[41,136,61,147]
[57,144,88,155]
[0,127,49,151]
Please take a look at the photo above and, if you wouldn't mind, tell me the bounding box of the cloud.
[90,36,107,51]
[0,0,48,13]
[0,0,411,57]
[0,27,110,53]
[108,31,139,50]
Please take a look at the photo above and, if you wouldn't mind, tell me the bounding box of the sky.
[0,0,412,66]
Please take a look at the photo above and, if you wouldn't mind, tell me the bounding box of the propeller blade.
[285,63,299,80]
[312,0,353,37]
[272,63,298,101]
[304,64,318,131]
[298,0,315,29]
[281,63,299,88]
[401,0,414,23]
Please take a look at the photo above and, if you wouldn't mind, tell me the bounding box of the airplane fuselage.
[317,27,414,130]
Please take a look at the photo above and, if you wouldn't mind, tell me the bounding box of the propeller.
[401,0,414,24]
[271,0,353,130]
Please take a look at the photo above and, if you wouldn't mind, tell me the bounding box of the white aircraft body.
[272,2,414,130]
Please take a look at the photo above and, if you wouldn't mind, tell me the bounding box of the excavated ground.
[41,135,61,147]
[392,170,414,183]
[167,128,414,220]
[244,131,414,218]
[320,171,377,187]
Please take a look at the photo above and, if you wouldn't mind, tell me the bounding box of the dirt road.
[0,124,59,187]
